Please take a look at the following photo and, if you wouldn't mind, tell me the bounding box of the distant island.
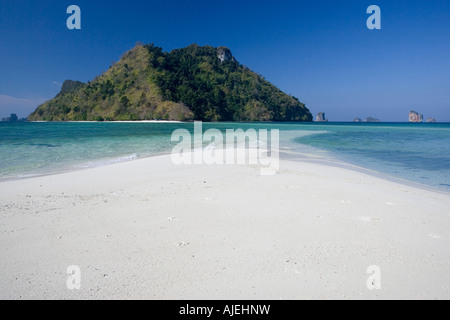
[409,110,424,122]
[316,112,328,122]
[29,44,312,122]
[409,110,437,123]
[1,113,27,122]
[350,117,380,122]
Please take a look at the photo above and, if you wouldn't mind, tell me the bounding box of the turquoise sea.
[0,122,449,192]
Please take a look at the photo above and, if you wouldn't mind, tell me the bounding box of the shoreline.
[1,154,449,299]
[2,146,449,196]
[17,120,450,124]
[280,150,450,196]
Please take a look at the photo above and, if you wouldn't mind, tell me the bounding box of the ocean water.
[0,121,449,192]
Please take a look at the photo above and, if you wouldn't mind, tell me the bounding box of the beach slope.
[0,155,449,299]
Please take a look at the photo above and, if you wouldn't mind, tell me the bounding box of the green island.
[29,44,312,122]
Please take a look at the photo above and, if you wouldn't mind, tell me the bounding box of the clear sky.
[0,0,449,121]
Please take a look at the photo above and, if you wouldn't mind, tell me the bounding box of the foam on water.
[78,154,140,168]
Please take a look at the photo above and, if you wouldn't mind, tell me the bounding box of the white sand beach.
[0,155,449,300]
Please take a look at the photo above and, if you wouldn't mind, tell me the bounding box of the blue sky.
[0,0,449,121]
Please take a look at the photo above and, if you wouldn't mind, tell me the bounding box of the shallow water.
[0,121,449,192]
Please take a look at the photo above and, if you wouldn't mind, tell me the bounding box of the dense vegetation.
[29,44,312,122]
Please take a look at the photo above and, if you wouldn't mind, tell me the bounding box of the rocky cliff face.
[217,47,234,63]
[409,110,423,122]
[316,112,327,122]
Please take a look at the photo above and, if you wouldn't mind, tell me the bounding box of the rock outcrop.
[57,80,84,97]
[409,110,423,122]
[426,117,437,123]
[217,47,234,63]
[1,113,18,122]
[316,112,328,122]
